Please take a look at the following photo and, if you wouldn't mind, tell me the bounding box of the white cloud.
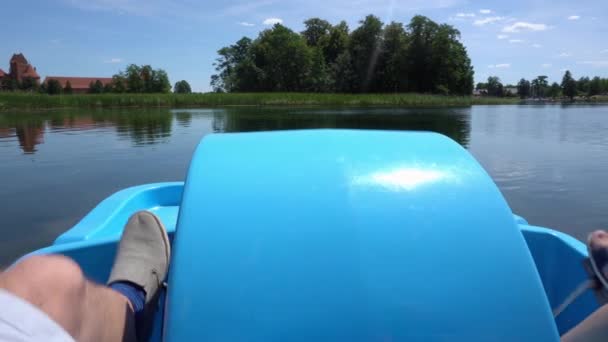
[558,52,572,57]
[488,63,510,68]
[104,58,123,64]
[456,12,475,17]
[502,22,548,32]
[474,16,503,26]
[239,21,255,26]
[479,9,492,14]
[601,49,608,54]
[567,15,580,20]
[497,34,508,39]
[577,61,608,67]
[263,17,283,25]
[532,43,542,48]
[541,63,552,68]
[509,39,524,43]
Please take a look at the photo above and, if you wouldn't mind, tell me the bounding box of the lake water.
[1,105,607,266]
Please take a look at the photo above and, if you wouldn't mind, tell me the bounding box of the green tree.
[211,37,254,92]
[516,78,530,99]
[486,76,503,97]
[64,80,73,94]
[380,22,408,92]
[430,23,473,95]
[89,80,104,94]
[589,76,602,96]
[404,15,473,95]
[320,21,349,65]
[577,76,590,95]
[307,48,331,92]
[601,78,608,94]
[547,82,561,98]
[125,64,144,93]
[349,15,384,92]
[151,69,171,93]
[531,75,548,98]
[141,65,154,92]
[250,24,313,91]
[20,78,38,92]
[111,64,171,93]
[406,16,437,93]
[174,80,192,94]
[1,78,18,91]
[561,70,577,100]
[332,51,356,92]
[301,18,332,47]
[103,83,113,93]
[209,14,474,95]
[111,73,127,93]
[46,79,63,95]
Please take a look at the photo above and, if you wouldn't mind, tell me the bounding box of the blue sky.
[1,0,607,91]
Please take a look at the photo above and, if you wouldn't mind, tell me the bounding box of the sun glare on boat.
[353,167,452,191]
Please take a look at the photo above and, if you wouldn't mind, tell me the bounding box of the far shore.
[0,92,517,110]
[0,92,606,111]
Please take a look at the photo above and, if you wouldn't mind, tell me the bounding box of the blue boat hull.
[26,182,598,339]
[20,130,599,341]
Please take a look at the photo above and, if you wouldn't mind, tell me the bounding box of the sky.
[1,0,607,92]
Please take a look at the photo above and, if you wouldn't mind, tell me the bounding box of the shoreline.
[0,93,521,110]
[1,93,606,111]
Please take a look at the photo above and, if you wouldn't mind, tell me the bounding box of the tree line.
[476,71,608,100]
[211,15,474,95]
[1,64,192,95]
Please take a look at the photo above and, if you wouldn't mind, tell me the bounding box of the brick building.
[0,52,112,93]
[0,53,41,87]
[43,76,113,94]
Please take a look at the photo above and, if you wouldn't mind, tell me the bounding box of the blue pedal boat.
[22,130,599,341]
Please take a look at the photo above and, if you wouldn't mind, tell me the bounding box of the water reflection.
[174,111,193,128]
[0,114,45,153]
[2,105,608,266]
[0,109,174,153]
[0,107,472,154]
[213,107,471,146]
[90,110,172,145]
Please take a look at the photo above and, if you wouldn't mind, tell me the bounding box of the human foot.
[108,211,170,302]
[108,211,170,339]
[588,230,608,289]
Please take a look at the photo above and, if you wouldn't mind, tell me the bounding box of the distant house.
[473,89,487,96]
[43,76,113,94]
[504,87,518,96]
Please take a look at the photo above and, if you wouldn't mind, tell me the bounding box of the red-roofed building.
[0,53,40,89]
[9,53,40,83]
[43,76,113,94]
[0,53,113,93]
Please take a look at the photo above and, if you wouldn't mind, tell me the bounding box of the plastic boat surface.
[23,130,598,341]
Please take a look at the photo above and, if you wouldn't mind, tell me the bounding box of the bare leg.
[562,305,608,342]
[0,255,136,342]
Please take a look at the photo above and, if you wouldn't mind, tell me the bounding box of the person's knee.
[1,254,87,304]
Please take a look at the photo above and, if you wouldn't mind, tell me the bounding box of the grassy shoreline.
[0,93,521,110]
